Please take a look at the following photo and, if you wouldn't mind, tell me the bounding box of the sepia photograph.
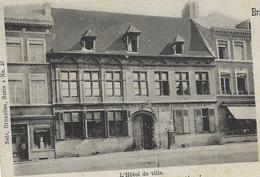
[0,0,259,176]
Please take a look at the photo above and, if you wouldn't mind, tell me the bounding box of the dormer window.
[81,29,97,52]
[171,35,185,55]
[124,24,141,53]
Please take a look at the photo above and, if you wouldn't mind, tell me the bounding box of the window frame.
[27,38,46,63]
[154,71,170,96]
[133,71,148,96]
[195,72,210,95]
[175,72,190,95]
[8,73,25,105]
[105,71,122,97]
[63,112,84,139]
[233,40,247,61]
[235,70,249,95]
[216,39,231,60]
[29,74,48,104]
[107,110,128,137]
[61,70,79,98]
[83,70,101,97]
[6,37,24,63]
[81,37,96,52]
[173,42,184,55]
[85,111,106,138]
[219,70,232,95]
[127,34,139,53]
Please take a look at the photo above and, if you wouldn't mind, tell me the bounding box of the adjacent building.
[4,3,256,161]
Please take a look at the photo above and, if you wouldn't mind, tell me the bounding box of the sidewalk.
[14,142,258,176]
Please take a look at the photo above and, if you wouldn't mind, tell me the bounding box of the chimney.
[182,1,199,19]
[43,3,51,16]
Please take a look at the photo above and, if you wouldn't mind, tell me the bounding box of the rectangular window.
[133,71,148,96]
[61,71,78,97]
[234,41,245,61]
[63,112,83,139]
[195,72,210,95]
[28,39,45,63]
[105,71,122,96]
[84,71,100,97]
[175,72,190,95]
[8,74,24,104]
[86,111,105,138]
[154,72,169,96]
[220,72,231,95]
[237,73,248,95]
[174,110,189,134]
[128,35,138,52]
[6,38,23,62]
[30,74,48,104]
[33,128,52,149]
[107,110,128,137]
[175,43,183,54]
[202,109,210,132]
[217,40,229,59]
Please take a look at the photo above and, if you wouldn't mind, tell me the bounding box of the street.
[14,142,258,176]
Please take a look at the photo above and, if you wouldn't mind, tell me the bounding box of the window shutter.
[209,109,216,132]
[183,110,190,133]
[59,112,65,140]
[55,112,65,140]
[175,110,184,134]
[194,109,203,133]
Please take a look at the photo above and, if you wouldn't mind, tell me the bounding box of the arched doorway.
[132,111,156,150]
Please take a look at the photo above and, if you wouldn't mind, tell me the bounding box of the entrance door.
[11,124,29,161]
[132,113,155,149]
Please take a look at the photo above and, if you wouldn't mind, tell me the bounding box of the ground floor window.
[33,128,52,149]
[86,111,106,138]
[63,112,83,139]
[107,110,128,137]
[174,109,190,134]
[194,108,215,133]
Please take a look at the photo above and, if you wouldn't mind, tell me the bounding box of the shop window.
[174,110,189,134]
[237,73,248,95]
[107,110,128,137]
[175,72,190,95]
[28,39,45,63]
[30,74,48,104]
[220,72,231,95]
[61,71,78,97]
[105,71,122,96]
[154,72,169,96]
[133,71,148,96]
[33,128,52,149]
[84,71,100,97]
[63,112,83,139]
[217,40,229,59]
[86,111,105,138]
[195,72,210,95]
[6,38,23,62]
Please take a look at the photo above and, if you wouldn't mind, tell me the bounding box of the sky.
[3,0,258,20]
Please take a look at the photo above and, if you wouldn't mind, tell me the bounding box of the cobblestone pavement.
[14,142,258,176]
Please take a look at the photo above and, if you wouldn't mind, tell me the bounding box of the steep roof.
[49,8,212,57]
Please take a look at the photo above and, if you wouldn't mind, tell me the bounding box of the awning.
[227,106,256,120]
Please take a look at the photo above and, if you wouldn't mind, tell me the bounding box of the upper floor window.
[27,39,45,63]
[8,73,24,104]
[175,72,190,95]
[84,71,100,97]
[220,72,231,95]
[125,24,141,53]
[133,71,148,96]
[234,41,246,60]
[6,37,23,62]
[61,71,78,97]
[29,74,48,104]
[195,72,210,95]
[171,35,185,55]
[217,40,229,59]
[236,73,248,95]
[105,71,122,96]
[81,29,97,52]
[154,72,169,96]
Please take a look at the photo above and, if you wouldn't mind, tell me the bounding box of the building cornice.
[211,27,251,36]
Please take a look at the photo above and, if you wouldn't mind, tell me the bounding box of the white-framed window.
[127,34,138,53]
[235,71,248,95]
[219,70,232,95]
[27,38,46,63]
[105,71,122,96]
[6,37,23,62]
[154,71,170,96]
[84,71,100,97]
[61,71,78,97]
[217,39,230,59]
[233,41,246,61]
[8,73,25,104]
[29,74,48,104]
[133,71,148,96]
